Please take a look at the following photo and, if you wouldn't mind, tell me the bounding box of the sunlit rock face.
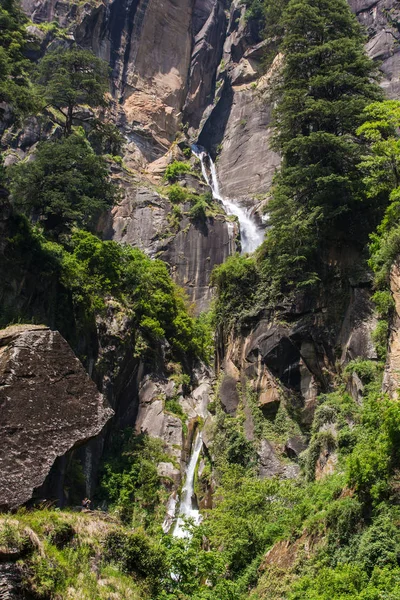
[0,325,113,510]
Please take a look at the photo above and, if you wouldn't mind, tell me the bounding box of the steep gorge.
[2,0,400,598]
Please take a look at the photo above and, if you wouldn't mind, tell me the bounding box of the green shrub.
[211,254,260,328]
[356,512,400,575]
[9,134,118,237]
[372,320,389,361]
[47,522,75,549]
[189,199,207,222]
[372,290,395,318]
[164,161,191,182]
[97,431,170,528]
[167,183,188,204]
[165,398,186,419]
[104,530,168,593]
[344,359,383,386]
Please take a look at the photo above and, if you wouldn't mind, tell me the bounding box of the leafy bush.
[167,183,188,204]
[372,320,389,361]
[164,161,191,182]
[47,522,75,549]
[104,530,168,594]
[189,199,207,222]
[36,47,109,136]
[211,254,260,328]
[97,431,170,528]
[9,134,118,237]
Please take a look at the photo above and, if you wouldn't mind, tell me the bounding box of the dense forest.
[2,0,400,597]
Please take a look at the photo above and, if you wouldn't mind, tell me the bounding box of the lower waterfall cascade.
[173,431,203,538]
[192,145,265,254]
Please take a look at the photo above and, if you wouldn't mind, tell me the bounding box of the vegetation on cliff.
[0,0,211,367]
[213,0,385,328]
[3,0,400,599]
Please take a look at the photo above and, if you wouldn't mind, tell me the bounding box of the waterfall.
[192,145,265,254]
[173,432,203,538]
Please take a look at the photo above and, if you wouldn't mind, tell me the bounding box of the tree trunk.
[66,104,74,136]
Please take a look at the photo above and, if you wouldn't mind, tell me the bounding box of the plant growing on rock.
[36,48,110,136]
[9,133,118,237]
[164,161,191,182]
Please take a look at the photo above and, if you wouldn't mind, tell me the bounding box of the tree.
[357,101,400,289]
[259,0,382,298]
[357,101,400,230]
[9,133,117,236]
[36,48,110,136]
[0,0,38,118]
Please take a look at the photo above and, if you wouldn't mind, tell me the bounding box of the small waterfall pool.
[192,145,264,254]
[173,432,203,538]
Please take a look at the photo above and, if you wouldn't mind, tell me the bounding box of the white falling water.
[173,432,203,538]
[192,145,264,254]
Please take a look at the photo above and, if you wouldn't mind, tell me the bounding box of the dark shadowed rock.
[285,436,307,459]
[184,0,227,128]
[0,325,113,510]
[219,374,240,415]
[258,439,283,477]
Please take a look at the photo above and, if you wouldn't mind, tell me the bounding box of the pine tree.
[260,0,382,298]
[36,48,110,136]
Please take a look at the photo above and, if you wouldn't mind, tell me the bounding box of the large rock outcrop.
[0,325,113,510]
[101,180,236,312]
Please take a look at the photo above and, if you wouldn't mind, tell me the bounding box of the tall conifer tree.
[261,0,382,297]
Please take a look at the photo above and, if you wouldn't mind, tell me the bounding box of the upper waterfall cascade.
[192,145,264,254]
[173,432,203,538]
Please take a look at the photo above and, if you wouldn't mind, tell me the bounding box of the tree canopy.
[258,0,382,298]
[9,133,118,236]
[36,48,110,135]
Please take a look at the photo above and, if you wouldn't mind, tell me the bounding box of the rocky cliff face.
[0,325,113,510]
[16,0,400,310]
[7,0,400,511]
[100,176,236,312]
[349,0,400,98]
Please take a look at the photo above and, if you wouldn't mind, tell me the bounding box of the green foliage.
[47,522,75,549]
[167,183,189,204]
[88,121,124,155]
[9,360,400,599]
[359,102,400,298]
[0,0,39,118]
[262,0,381,297]
[164,161,191,182]
[357,101,400,206]
[245,0,288,43]
[214,0,384,328]
[97,431,170,528]
[211,254,260,328]
[104,529,168,594]
[0,213,211,364]
[36,48,110,135]
[9,134,118,237]
[189,198,207,222]
[371,289,394,318]
[372,319,389,361]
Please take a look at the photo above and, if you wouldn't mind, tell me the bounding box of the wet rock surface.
[0,325,113,510]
